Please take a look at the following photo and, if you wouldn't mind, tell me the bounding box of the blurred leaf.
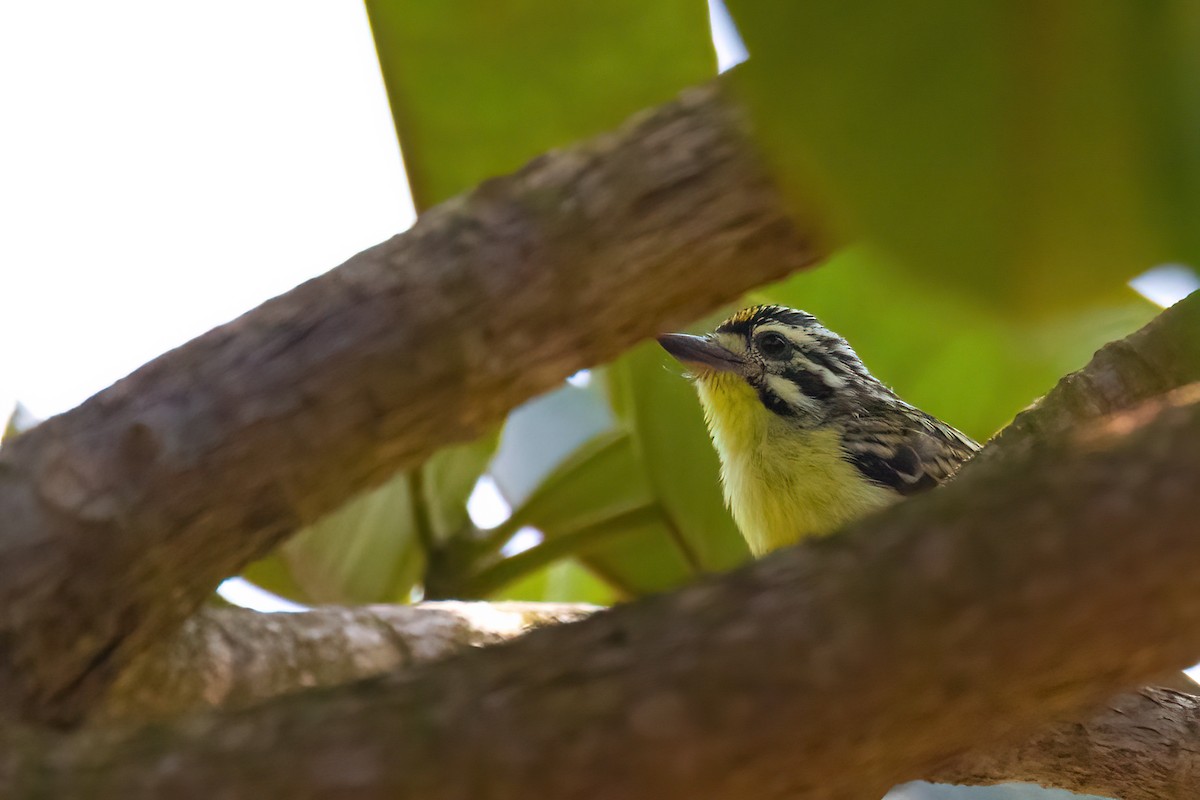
[290,474,425,604]
[491,558,617,605]
[366,0,716,208]
[726,1,1200,315]
[242,473,423,605]
[244,430,499,604]
[578,508,699,596]
[507,431,649,533]
[752,246,1156,441]
[490,431,695,596]
[2,401,40,444]
[239,552,308,604]
[490,379,615,509]
[607,343,750,571]
[420,430,500,541]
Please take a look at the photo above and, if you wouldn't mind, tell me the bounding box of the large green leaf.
[470,431,695,598]
[366,0,717,208]
[606,342,750,572]
[2,402,40,444]
[273,472,424,604]
[491,558,617,606]
[489,379,615,509]
[420,429,500,541]
[725,1,1200,316]
[505,431,648,534]
[243,434,498,605]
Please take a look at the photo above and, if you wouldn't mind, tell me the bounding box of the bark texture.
[0,81,822,725]
[931,687,1200,800]
[4,341,1200,797]
[94,603,595,726]
[90,600,1200,800]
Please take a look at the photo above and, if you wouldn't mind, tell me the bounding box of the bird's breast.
[696,376,896,554]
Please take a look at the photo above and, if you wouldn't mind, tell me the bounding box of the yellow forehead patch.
[722,305,770,327]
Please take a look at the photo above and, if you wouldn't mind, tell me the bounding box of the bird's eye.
[755,331,792,360]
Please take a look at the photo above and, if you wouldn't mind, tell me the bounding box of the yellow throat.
[695,372,896,556]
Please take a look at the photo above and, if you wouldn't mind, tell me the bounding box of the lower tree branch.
[87,600,1200,800]
[931,686,1200,800]
[93,603,595,726]
[91,602,1200,800]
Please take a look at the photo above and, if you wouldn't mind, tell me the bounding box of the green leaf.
[2,402,40,444]
[420,430,500,541]
[239,552,309,605]
[506,431,650,534]
[577,507,700,597]
[496,431,696,596]
[244,429,499,604]
[459,431,695,598]
[366,0,716,208]
[607,342,750,572]
[490,379,615,509]
[491,558,617,606]
[239,473,422,605]
[726,1,1200,316]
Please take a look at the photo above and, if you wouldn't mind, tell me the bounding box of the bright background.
[0,2,413,419]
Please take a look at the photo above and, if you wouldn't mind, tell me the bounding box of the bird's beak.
[657,333,744,374]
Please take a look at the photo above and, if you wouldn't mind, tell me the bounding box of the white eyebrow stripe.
[764,373,821,414]
[792,354,847,388]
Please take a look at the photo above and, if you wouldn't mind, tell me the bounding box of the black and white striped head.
[658,305,890,423]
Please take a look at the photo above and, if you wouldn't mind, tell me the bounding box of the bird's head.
[658,305,883,429]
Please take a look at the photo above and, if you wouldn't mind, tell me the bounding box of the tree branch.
[92,603,595,726]
[930,686,1200,800]
[0,81,822,725]
[5,299,1200,798]
[93,602,1200,800]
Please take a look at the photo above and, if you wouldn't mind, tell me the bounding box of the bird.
[658,305,980,556]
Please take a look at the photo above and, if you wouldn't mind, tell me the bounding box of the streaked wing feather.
[843,409,980,496]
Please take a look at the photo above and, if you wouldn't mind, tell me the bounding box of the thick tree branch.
[0,81,822,725]
[931,686,1200,800]
[93,603,595,726]
[6,327,1200,797]
[94,603,1200,800]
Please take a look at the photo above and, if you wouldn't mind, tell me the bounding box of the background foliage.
[223,4,1191,798]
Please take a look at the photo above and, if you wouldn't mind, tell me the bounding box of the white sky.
[0,1,415,420]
